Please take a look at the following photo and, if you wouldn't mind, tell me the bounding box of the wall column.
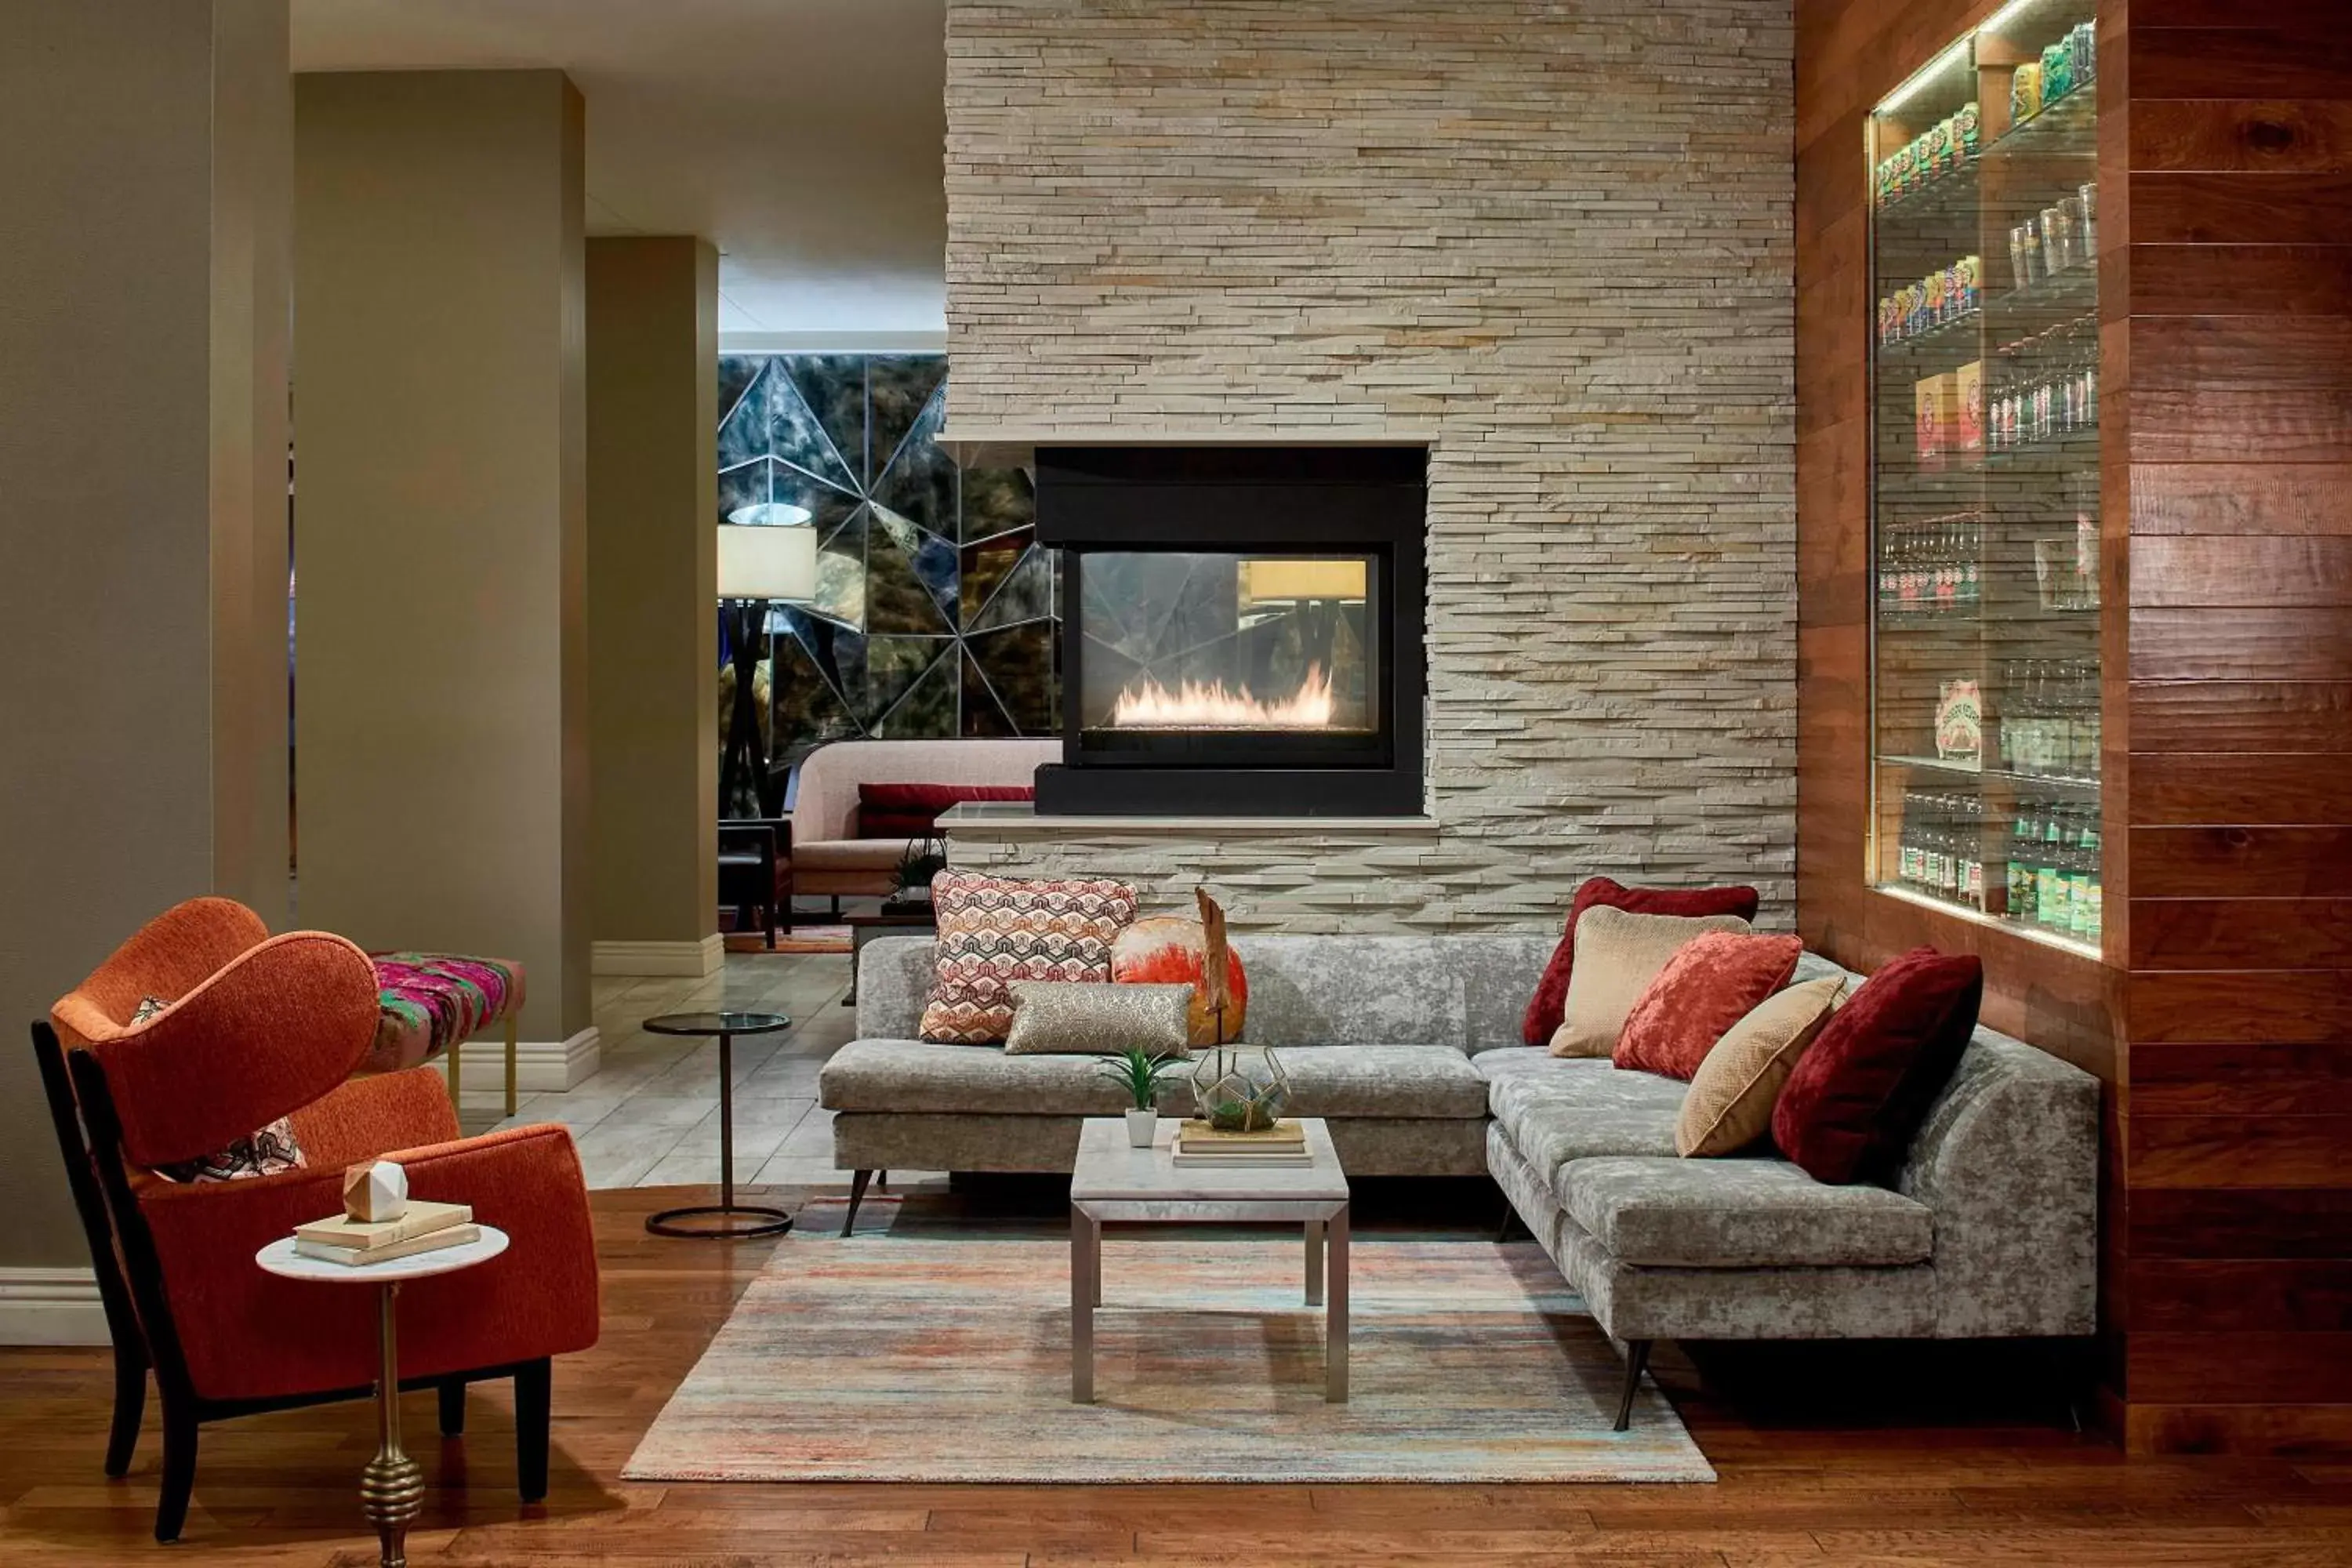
[0,0,292,1312]
[587,238,722,978]
[294,71,594,1089]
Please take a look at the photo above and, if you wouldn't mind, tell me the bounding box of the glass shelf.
[1869,0,2104,953]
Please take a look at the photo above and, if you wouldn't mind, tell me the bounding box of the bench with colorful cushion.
[367,952,526,1116]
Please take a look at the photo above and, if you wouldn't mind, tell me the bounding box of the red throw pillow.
[1613,931,1804,1080]
[1519,877,1762,1046]
[1770,947,1984,1185]
[856,782,1034,840]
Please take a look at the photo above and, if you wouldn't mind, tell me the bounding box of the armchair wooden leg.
[514,1359,551,1503]
[155,1399,198,1543]
[438,1379,466,1437]
[1613,1338,1653,1433]
[104,1345,146,1478]
[504,1014,519,1119]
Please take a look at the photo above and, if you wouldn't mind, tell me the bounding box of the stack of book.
[1171,1119,1311,1167]
[292,1200,477,1266]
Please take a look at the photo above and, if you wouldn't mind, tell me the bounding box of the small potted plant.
[1099,1046,1181,1146]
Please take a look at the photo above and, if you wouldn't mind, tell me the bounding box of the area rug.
[623,1236,1713,1483]
[722,924,851,955]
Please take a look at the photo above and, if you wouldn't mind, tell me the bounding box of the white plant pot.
[1124,1108,1159,1147]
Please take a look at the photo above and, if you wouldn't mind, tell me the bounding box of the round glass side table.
[256,1226,510,1568]
[641,1011,796,1239]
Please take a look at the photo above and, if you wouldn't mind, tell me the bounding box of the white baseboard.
[0,1267,109,1346]
[427,1025,602,1095]
[593,935,724,978]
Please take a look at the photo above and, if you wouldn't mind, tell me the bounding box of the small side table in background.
[641,1011,796,1239]
[256,1225,511,1568]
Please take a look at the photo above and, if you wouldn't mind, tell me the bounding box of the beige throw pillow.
[1676,975,1846,1156]
[1548,906,1753,1058]
[1003,981,1192,1056]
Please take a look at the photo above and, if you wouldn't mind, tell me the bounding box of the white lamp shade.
[717,514,816,601]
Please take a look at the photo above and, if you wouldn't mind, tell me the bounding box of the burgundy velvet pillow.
[1613,931,1804,1081]
[1519,877,1762,1046]
[1770,947,1984,1185]
[857,782,1034,840]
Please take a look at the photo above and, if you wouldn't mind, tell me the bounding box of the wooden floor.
[3,1187,2347,1567]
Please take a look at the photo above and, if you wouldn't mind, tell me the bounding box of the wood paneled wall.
[1799,0,2352,1454]
[2117,2,2352,1455]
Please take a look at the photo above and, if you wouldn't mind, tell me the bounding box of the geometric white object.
[342,1160,409,1222]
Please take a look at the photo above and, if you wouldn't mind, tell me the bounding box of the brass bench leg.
[504,1013,519,1118]
[446,1037,463,1117]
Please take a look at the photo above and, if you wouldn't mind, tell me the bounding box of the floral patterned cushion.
[918,872,1138,1044]
[367,953,525,1073]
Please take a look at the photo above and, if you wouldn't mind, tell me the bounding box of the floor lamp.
[718,505,815,818]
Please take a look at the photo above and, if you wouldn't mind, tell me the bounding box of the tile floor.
[477,950,890,1192]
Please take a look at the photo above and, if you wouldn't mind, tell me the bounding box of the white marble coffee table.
[1068,1116,1351,1404]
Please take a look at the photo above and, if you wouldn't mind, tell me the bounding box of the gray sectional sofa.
[823,933,2099,1427]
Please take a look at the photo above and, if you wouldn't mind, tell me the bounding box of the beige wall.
[294,71,592,1057]
[944,0,1796,932]
[587,238,720,963]
[0,0,292,1271]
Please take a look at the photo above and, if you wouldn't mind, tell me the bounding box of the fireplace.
[1033,445,1425,816]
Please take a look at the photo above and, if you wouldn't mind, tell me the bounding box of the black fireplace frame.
[1033,445,1426,818]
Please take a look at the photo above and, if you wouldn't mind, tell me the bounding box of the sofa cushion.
[1550,907,1753,1058]
[918,872,1139,1044]
[794,838,913,873]
[1480,1054,1686,1170]
[857,782,1034,840]
[1558,1156,1934,1269]
[1521,877,1762,1046]
[1678,975,1845,1157]
[1773,947,1984,1185]
[1613,931,1805,1080]
[822,1040,1487,1119]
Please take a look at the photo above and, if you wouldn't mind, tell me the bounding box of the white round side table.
[256,1225,510,1568]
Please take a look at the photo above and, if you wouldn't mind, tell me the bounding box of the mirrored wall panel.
[717,353,1058,774]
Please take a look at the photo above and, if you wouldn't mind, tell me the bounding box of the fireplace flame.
[1110,664,1335,729]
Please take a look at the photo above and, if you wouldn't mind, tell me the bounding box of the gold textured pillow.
[1676,976,1846,1156]
[1548,906,1753,1058]
[1003,981,1192,1056]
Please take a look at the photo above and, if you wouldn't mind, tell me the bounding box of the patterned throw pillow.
[132,995,310,1185]
[1111,916,1249,1047]
[918,872,1139,1044]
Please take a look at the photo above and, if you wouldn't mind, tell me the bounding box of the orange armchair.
[34,897,600,1544]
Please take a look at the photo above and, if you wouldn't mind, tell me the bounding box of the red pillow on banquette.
[1769,946,1984,1185]
[1519,877,1762,1046]
[856,782,1034,840]
[1613,931,1804,1081]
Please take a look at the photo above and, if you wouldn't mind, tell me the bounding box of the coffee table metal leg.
[1071,1205,1094,1403]
[1327,1205,1350,1403]
[1305,1218,1325,1305]
[361,1281,424,1568]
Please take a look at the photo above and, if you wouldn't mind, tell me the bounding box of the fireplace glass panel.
[1075,551,1382,760]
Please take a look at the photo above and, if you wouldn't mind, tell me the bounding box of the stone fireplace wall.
[942,0,1796,932]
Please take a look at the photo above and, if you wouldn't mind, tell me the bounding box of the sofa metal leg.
[842,1170,873,1236]
[437,1379,466,1437]
[104,1346,146,1478]
[876,1169,888,1192]
[155,1400,197,1543]
[514,1359,551,1503]
[1496,1206,1524,1244]
[1613,1339,1652,1433]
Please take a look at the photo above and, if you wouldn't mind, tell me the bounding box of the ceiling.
[291,0,947,338]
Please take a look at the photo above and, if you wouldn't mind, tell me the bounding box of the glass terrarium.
[1190,1044,1292,1134]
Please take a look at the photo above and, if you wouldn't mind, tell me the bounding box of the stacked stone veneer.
[943,0,1796,934]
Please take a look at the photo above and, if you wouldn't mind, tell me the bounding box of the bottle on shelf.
[2008,806,2039,926]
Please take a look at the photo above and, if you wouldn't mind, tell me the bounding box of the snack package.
[2043,40,2074,101]
[1957,101,1980,158]
[2012,61,2043,124]
[1955,361,1985,453]
[1916,374,1958,463]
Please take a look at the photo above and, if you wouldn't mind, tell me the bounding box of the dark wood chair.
[719,817,793,947]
